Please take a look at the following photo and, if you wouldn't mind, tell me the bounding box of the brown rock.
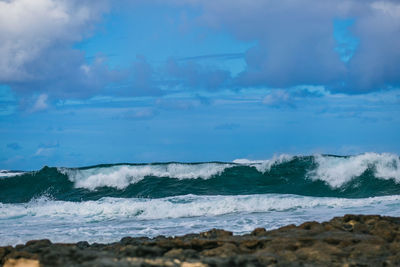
[201,243,238,257]
[0,246,13,262]
[199,229,232,239]
[2,215,400,266]
[164,248,198,259]
[251,227,267,236]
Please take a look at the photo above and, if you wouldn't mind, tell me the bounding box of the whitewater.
[1,153,400,246]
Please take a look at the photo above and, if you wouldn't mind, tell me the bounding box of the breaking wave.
[0,153,399,203]
[59,162,234,190]
[2,194,399,221]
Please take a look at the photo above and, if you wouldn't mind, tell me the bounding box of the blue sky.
[1,0,400,170]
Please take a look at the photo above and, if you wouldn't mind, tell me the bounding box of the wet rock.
[250,227,267,236]
[24,240,51,247]
[76,241,90,249]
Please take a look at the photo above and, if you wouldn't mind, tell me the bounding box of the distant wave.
[0,153,399,203]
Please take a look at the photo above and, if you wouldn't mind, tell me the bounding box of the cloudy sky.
[1,0,400,170]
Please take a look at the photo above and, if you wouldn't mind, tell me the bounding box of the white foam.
[1,194,400,246]
[0,170,25,178]
[60,163,233,190]
[308,153,400,188]
[233,154,294,173]
[2,194,399,221]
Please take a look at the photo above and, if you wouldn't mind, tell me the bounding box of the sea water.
[1,152,400,245]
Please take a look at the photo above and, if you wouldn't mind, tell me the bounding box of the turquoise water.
[1,153,400,245]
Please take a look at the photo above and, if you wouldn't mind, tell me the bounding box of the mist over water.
[1,153,400,245]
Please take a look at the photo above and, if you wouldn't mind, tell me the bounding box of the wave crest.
[308,153,400,188]
[60,163,233,190]
[233,154,294,173]
[1,153,400,203]
[0,170,25,178]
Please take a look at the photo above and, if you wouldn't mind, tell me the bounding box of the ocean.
[1,152,399,246]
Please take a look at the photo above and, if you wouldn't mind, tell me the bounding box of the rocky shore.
[1,214,400,266]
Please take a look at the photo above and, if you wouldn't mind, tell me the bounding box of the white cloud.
[371,1,400,18]
[0,0,108,82]
[263,90,291,107]
[0,0,112,99]
[168,0,400,92]
[31,93,49,112]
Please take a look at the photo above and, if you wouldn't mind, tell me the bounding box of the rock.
[181,262,208,267]
[239,239,260,250]
[0,246,13,263]
[250,227,267,236]
[3,258,40,267]
[201,243,238,257]
[199,229,233,239]
[76,241,90,249]
[164,248,198,259]
[25,240,51,247]
[2,215,400,266]
[120,244,165,257]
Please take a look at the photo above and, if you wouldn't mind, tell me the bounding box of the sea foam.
[1,194,400,221]
[60,163,233,190]
[308,153,400,187]
[0,170,25,178]
[2,193,400,246]
[233,154,294,172]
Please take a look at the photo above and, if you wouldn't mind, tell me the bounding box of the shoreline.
[1,214,399,266]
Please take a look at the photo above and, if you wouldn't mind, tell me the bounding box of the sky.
[1,0,400,170]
